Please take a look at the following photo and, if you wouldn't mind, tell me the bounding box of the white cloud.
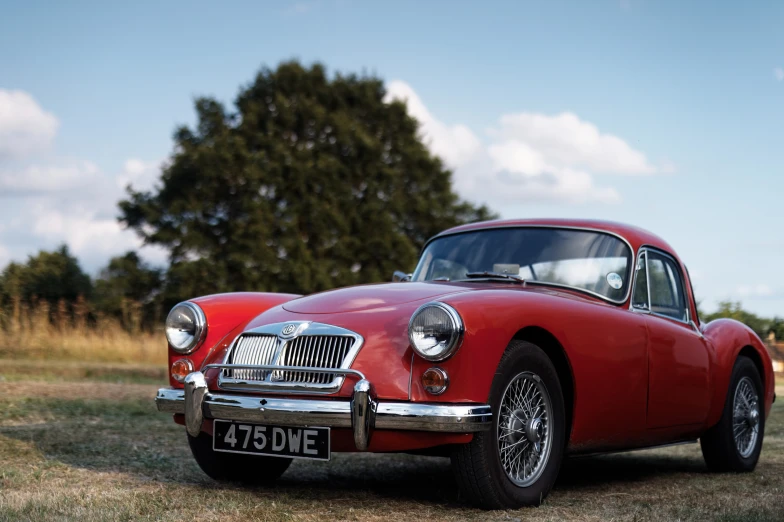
[481,167,620,204]
[0,160,101,193]
[30,204,166,265]
[0,89,59,161]
[384,81,482,168]
[774,67,784,82]
[116,158,162,192]
[0,90,167,272]
[33,207,135,253]
[0,156,167,272]
[283,0,318,15]
[385,81,665,205]
[735,284,775,298]
[490,112,658,175]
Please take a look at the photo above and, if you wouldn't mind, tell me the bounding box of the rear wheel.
[187,431,292,484]
[701,356,765,471]
[451,340,566,509]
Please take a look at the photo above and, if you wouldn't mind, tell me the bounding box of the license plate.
[212,420,330,461]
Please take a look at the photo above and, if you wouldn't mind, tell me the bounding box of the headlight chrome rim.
[166,301,207,354]
[408,301,464,362]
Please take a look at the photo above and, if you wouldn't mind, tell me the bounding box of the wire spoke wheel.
[732,376,760,458]
[497,371,554,487]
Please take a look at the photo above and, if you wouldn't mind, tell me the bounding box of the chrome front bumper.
[155,370,492,451]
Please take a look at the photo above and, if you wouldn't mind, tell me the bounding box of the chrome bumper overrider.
[155,368,492,451]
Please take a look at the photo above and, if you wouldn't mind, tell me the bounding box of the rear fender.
[702,318,774,426]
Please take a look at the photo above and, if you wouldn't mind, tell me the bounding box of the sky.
[0,0,782,316]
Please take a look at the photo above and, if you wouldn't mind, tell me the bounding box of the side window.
[631,252,649,310]
[647,251,687,322]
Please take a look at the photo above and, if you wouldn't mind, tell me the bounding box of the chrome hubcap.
[525,418,544,444]
[733,376,760,458]
[497,371,553,487]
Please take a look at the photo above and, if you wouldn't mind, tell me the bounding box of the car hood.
[282,282,472,314]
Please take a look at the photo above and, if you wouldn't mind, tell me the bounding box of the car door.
[631,248,711,429]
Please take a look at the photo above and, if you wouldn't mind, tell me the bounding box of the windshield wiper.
[462,271,527,284]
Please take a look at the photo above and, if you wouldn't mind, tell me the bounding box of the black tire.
[451,340,566,509]
[187,432,292,484]
[701,356,765,472]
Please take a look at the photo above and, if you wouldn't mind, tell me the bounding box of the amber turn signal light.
[421,367,449,395]
[171,358,194,383]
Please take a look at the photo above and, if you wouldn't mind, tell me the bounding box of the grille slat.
[308,337,315,380]
[230,335,279,381]
[228,332,356,387]
[318,337,328,384]
[332,338,344,381]
[326,337,336,383]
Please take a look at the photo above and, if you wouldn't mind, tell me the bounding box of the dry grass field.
[0,303,164,365]
[0,361,781,522]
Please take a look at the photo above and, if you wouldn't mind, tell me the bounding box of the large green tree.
[120,61,495,297]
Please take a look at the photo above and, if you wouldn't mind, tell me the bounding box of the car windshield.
[412,227,633,302]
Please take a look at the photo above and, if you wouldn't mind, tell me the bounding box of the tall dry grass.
[0,297,165,365]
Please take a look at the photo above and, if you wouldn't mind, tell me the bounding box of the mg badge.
[281,324,297,336]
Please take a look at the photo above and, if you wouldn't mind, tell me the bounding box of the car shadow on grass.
[557,450,708,490]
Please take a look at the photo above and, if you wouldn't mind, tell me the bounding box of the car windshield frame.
[412,225,635,305]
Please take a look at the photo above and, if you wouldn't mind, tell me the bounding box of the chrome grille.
[222,322,360,392]
[228,334,279,380]
[275,335,354,384]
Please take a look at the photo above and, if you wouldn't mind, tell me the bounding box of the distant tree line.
[1,244,782,338]
[0,246,163,332]
[702,301,784,342]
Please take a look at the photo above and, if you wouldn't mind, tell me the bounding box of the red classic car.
[155,218,775,509]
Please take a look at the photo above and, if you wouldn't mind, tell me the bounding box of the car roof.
[434,218,677,257]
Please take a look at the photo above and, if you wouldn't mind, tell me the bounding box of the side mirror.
[392,271,412,282]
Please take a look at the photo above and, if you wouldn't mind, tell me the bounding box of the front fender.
[167,292,300,387]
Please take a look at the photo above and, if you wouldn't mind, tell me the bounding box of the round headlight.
[165,302,207,354]
[408,302,464,361]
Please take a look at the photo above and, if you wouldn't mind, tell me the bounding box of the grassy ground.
[0,362,781,521]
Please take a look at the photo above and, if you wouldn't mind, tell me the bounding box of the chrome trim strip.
[211,363,366,394]
[205,364,366,379]
[407,351,415,400]
[415,224,636,305]
[217,322,365,394]
[630,249,649,314]
[375,402,491,431]
[570,439,698,458]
